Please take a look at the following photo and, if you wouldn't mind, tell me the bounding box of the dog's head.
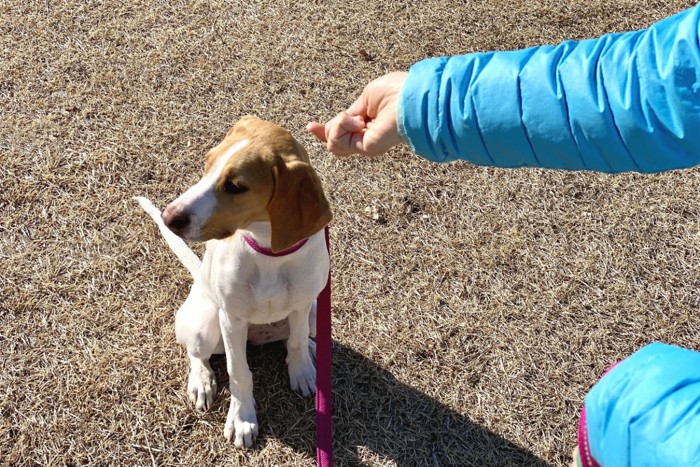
[162,116,332,252]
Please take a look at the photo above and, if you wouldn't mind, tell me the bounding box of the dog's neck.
[240,222,307,257]
[240,222,273,246]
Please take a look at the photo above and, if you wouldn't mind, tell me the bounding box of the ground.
[2,0,699,465]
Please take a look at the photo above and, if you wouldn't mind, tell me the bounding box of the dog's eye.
[223,180,248,195]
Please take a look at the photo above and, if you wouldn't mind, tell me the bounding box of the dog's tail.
[134,196,201,277]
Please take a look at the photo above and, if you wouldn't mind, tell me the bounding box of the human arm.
[311,5,700,173]
[400,4,700,173]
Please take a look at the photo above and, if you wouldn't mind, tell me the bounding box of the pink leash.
[316,226,332,466]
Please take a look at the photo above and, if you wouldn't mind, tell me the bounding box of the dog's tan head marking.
[162,116,332,251]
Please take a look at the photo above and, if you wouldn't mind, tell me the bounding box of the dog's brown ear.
[268,159,332,253]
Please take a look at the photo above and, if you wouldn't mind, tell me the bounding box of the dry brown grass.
[2,0,700,465]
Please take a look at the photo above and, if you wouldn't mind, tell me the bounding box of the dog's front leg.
[286,304,316,397]
[218,310,258,448]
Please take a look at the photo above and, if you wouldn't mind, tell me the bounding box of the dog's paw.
[287,354,316,397]
[187,362,217,411]
[224,408,258,448]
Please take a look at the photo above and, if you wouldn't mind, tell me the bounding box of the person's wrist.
[395,82,409,145]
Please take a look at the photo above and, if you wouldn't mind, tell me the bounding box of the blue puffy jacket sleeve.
[584,342,700,466]
[398,5,700,173]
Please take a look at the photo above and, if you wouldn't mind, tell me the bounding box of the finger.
[337,112,365,132]
[306,122,327,142]
[327,112,365,155]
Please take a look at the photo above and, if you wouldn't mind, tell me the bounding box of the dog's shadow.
[211,341,548,466]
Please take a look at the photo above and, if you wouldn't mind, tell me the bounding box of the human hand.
[307,71,408,156]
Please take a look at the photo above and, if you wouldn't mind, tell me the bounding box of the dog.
[135,116,331,448]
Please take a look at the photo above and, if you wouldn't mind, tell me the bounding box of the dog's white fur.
[167,139,252,237]
[135,117,330,448]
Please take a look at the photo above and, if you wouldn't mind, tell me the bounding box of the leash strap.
[316,226,332,466]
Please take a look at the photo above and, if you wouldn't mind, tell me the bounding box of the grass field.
[2,0,700,465]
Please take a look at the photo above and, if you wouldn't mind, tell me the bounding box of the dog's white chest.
[200,232,328,327]
[204,242,319,325]
[244,273,295,324]
[211,270,298,324]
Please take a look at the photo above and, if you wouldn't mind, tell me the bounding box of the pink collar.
[242,234,308,257]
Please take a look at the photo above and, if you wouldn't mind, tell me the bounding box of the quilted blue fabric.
[398,5,700,173]
[584,342,700,466]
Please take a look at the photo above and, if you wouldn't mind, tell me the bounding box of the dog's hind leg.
[175,281,222,411]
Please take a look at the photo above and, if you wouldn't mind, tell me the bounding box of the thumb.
[346,95,367,118]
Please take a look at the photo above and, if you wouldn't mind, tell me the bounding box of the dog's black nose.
[162,208,190,233]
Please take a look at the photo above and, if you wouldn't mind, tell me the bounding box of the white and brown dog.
[136,116,331,448]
